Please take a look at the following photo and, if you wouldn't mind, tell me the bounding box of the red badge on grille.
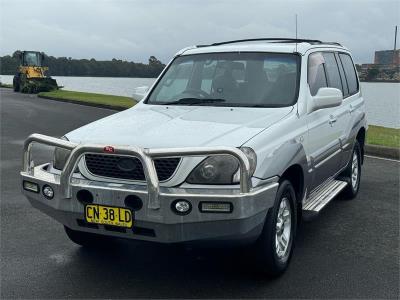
[103,146,115,153]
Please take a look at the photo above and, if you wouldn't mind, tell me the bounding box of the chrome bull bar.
[22,134,252,210]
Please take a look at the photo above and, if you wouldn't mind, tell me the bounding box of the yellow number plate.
[85,204,133,228]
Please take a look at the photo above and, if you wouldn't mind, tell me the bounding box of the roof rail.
[196,38,342,47]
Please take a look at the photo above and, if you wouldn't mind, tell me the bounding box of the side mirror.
[132,86,149,101]
[310,87,343,112]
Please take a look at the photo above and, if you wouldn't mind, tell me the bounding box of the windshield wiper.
[161,98,226,106]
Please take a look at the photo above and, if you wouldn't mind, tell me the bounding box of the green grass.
[38,90,136,109]
[367,125,400,148]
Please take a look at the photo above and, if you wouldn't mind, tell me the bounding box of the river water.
[1,75,399,128]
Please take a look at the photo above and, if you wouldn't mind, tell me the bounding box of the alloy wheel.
[275,197,292,260]
[351,152,359,190]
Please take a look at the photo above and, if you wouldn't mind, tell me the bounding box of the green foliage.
[0,52,165,78]
[12,50,22,59]
[367,125,400,148]
[38,90,136,109]
[20,79,58,94]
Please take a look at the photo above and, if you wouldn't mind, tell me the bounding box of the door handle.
[329,115,337,125]
[349,104,355,113]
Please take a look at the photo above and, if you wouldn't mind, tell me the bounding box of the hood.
[66,103,293,148]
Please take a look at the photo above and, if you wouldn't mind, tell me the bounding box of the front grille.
[84,154,180,181]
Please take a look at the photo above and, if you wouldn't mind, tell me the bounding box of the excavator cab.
[13,51,58,93]
[22,51,43,66]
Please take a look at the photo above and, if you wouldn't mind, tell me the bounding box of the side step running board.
[303,179,348,213]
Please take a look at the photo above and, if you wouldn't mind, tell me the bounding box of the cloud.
[0,0,399,63]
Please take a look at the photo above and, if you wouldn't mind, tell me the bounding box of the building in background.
[358,26,399,82]
[374,49,400,65]
[359,49,400,82]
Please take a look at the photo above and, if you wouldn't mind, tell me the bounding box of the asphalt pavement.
[1,88,399,299]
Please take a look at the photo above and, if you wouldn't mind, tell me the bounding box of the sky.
[0,0,399,64]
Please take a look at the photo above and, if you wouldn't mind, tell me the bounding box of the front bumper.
[21,134,279,243]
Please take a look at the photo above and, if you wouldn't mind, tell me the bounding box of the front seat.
[211,62,238,100]
[243,61,269,104]
[264,72,297,106]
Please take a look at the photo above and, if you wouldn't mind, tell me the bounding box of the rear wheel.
[64,226,114,247]
[255,180,297,277]
[341,141,362,199]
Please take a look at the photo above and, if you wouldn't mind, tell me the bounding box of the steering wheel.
[181,88,210,99]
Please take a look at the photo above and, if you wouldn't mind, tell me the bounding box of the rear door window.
[335,53,349,97]
[322,52,343,95]
[308,52,327,96]
[339,53,359,96]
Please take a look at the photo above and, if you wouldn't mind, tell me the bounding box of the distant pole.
[295,14,298,52]
[394,25,397,64]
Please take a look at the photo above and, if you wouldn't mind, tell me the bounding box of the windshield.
[146,52,300,107]
[23,52,41,66]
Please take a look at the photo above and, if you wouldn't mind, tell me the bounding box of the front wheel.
[255,180,297,277]
[13,75,20,92]
[64,226,114,247]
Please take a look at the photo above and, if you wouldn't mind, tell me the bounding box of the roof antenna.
[295,14,298,52]
[394,25,398,64]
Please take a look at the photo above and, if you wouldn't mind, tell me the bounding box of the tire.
[255,180,297,277]
[13,75,20,92]
[341,140,362,199]
[64,226,114,247]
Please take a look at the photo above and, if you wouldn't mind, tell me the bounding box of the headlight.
[53,136,71,170]
[186,155,239,184]
[186,147,257,185]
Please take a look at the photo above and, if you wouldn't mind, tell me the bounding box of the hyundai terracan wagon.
[21,38,366,276]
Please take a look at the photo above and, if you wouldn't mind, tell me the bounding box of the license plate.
[85,204,133,228]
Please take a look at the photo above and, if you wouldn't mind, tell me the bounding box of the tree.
[0,52,166,78]
[12,50,21,59]
[149,56,162,66]
[148,56,165,77]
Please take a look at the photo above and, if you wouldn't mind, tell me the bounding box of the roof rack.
[196,38,342,47]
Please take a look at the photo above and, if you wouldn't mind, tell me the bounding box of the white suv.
[21,38,366,276]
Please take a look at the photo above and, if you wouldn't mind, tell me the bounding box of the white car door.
[306,52,343,191]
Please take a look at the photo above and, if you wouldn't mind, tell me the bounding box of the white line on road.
[365,155,400,163]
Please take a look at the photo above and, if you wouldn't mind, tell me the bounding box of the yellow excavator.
[13,51,58,93]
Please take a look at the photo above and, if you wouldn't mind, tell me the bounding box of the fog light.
[125,195,143,211]
[76,189,93,204]
[171,199,191,215]
[200,202,232,213]
[42,185,54,199]
[23,181,39,193]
